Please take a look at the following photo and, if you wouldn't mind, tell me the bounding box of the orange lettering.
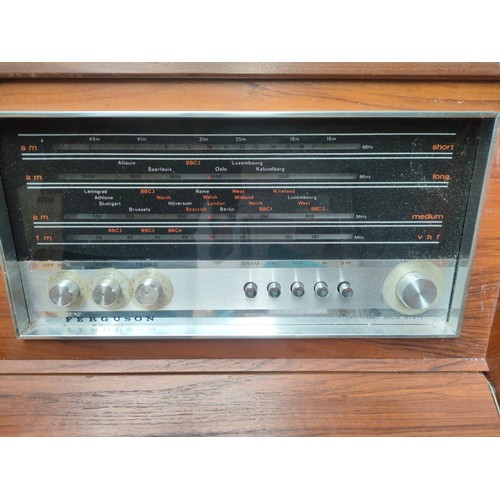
[412,214,444,221]
[432,173,451,181]
[432,144,454,151]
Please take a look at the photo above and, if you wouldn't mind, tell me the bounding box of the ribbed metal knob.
[92,278,122,308]
[49,279,80,307]
[135,278,163,307]
[314,281,329,298]
[396,272,437,310]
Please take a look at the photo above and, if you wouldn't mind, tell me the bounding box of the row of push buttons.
[244,281,354,299]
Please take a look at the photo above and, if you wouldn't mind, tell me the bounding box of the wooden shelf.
[0,372,498,436]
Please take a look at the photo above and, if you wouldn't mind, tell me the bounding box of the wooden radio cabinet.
[0,63,499,435]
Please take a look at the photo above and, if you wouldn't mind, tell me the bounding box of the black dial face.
[0,116,487,262]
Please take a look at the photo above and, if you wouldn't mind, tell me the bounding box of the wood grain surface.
[0,80,499,373]
[0,62,499,80]
[486,278,500,391]
[0,357,488,374]
[0,372,498,436]
[1,80,500,112]
[485,137,500,393]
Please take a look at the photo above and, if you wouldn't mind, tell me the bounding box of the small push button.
[244,282,258,298]
[290,281,305,297]
[337,281,354,300]
[314,281,329,298]
[267,282,281,298]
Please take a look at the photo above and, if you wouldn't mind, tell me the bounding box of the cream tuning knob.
[92,278,122,308]
[49,279,80,307]
[135,278,163,307]
[396,272,438,310]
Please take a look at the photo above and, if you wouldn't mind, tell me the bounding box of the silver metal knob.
[337,281,354,300]
[290,281,305,297]
[244,282,258,298]
[92,278,122,308]
[49,279,80,307]
[135,278,163,307]
[314,281,329,298]
[396,272,437,310]
[267,281,281,298]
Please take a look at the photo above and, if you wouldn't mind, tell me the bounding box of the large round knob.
[135,278,163,307]
[396,272,438,310]
[383,261,443,316]
[92,278,122,308]
[49,279,80,307]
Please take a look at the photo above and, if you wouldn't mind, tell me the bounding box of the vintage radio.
[0,112,497,339]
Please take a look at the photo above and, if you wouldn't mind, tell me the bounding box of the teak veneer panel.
[486,264,500,390]
[0,372,498,436]
[1,80,500,112]
[0,79,499,373]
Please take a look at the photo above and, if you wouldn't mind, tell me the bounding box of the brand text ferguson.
[65,316,155,323]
